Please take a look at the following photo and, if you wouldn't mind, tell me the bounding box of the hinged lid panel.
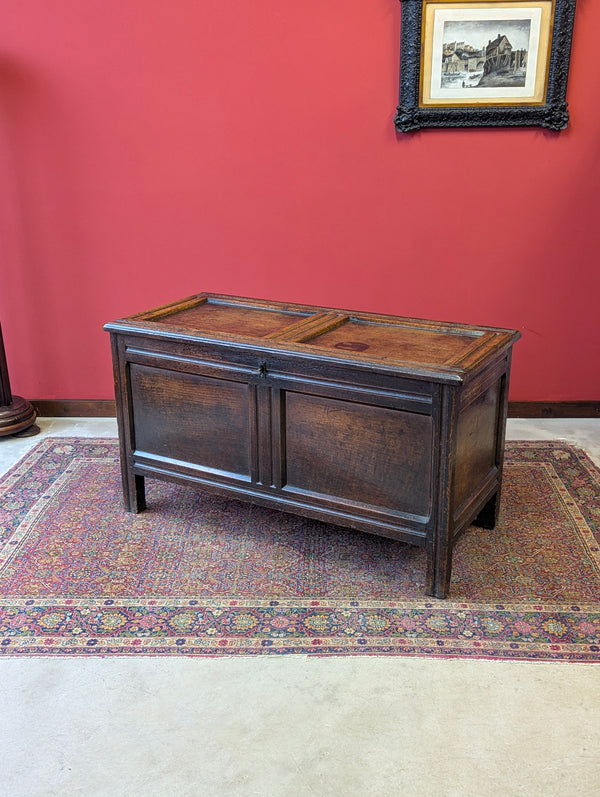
[105,293,520,382]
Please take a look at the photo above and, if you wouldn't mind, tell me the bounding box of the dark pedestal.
[0,324,39,437]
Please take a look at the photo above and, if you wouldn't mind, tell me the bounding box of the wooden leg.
[473,490,499,530]
[123,471,146,513]
[425,521,453,599]
[425,552,452,599]
[425,384,458,600]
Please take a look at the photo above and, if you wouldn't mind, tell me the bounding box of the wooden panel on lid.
[154,297,309,339]
[305,317,486,368]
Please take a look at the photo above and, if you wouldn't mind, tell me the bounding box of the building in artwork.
[442,41,484,75]
[442,35,527,79]
[483,34,527,76]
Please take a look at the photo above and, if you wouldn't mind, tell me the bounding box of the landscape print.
[398,0,575,129]
[441,19,531,90]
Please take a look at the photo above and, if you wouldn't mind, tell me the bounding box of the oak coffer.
[105,293,520,598]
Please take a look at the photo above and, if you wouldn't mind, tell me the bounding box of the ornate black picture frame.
[395,0,577,132]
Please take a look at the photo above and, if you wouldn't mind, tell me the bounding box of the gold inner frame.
[420,0,555,107]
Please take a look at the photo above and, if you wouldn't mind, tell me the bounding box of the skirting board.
[31,400,600,419]
[33,400,117,418]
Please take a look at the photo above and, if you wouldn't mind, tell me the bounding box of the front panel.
[129,363,252,479]
[281,390,433,521]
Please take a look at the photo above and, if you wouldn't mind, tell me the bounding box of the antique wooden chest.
[105,293,520,598]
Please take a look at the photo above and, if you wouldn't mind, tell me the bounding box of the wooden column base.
[0,395,39,437]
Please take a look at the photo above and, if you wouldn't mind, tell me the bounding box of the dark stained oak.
[105,293,520,598]
[284,392,433,516]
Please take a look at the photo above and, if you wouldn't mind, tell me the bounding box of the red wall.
[1,1,599,402]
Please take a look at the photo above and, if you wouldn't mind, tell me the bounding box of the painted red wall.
[1,1,598,401]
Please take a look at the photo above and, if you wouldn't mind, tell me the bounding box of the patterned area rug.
[1,438,599,660]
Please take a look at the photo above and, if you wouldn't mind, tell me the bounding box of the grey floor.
[1,418,599,797]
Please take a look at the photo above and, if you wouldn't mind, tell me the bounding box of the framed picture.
[395,0,577,132]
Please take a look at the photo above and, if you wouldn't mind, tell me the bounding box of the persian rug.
[0,438,599,660]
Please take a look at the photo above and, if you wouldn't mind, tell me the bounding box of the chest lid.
[105,293,520,382]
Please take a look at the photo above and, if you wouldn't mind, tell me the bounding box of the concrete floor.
[1,418,599,797]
